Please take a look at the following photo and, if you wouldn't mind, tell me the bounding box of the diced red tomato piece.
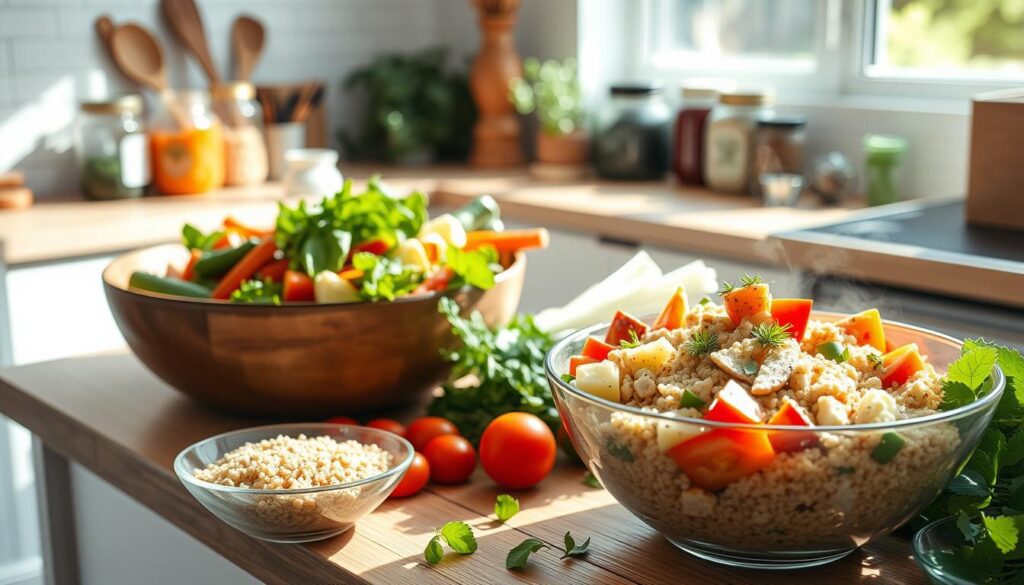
[667,428,776,490]
[766,399,818,452]
[723,283,771,325]
[353,238,391,256]
[880,343,926,387]
[569,355,599,376]
[581,337,616,361]
[605,311,649,345]
[705,380,764,424]
[652,287,688,331]
[255,258,289,282]
[282,270,315,302]
[837,308,886,352]
[770,298,813,342]
[413,266,455,294]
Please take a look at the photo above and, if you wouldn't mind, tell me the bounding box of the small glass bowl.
[174,423,414,543]
[913,517,985,585]
[546,313,1004,569]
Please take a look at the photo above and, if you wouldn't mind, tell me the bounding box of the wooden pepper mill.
[469,0,525,167]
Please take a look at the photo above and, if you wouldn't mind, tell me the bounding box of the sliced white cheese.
[418,214,467,249]
[656,419,704,453]
[393,238,431,272]
[313,271,360,303]
[815,395,850,426]
[575,361,621,403]
[624,337,676,375]
[853,389,899,424]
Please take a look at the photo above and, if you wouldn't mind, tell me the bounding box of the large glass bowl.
[545,313,1004,569]
[174,423,414,543]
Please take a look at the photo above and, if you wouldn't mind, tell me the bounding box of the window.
[636,0,1024,101]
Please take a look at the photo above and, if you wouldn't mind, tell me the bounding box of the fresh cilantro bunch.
[351,252,423,301]
[229,278,282,305]
[918,339,1024,584]
[181,223,224,251]
[274,176,428,276]
[428,297,557,444]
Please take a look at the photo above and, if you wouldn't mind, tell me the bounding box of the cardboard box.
[967,88,1024,231]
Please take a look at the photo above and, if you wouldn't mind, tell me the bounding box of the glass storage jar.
[749,116,806,196]
[150,90,225,195]
[672,86,717,186]
[75,95,149,200]
[704,90,775,194]
[593,84,672,181]
[212,81,268,187]
[863,134,907,206]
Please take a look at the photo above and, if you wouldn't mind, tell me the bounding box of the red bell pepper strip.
[352,238,391,256]
[180,248,203,281]
[770,298,813,342]
[413,266,455,294]
[569,355,599,376]
[581,337,616,361]
[255,258,289,282]
[766,399,818,452]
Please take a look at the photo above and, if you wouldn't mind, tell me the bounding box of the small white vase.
[283,149,343,197]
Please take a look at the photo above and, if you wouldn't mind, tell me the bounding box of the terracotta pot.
[103,244,526,417]
[469,12,524,167]
[536,130,590,165]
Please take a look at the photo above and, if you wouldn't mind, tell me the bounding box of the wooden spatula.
[161,0,220,85]
[110,23,191,129]
[231,16,265,81]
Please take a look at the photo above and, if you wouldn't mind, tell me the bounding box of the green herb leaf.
[957,512,982,544]
[560,532,590,558]
[439,521,477,554]
[1007,430,1024,467]
[741,360,759,376]
[605,437,634,462]
[983,514,1020,555]
[352,252,423,301]
[560,374,575,384]
[699,296,711,306]
[946,470,991,498]
[679,389,705,409]
[940,381,976,411]
[495,495,520,522]
[583,472,602,488]
[424,535,444,565]
[751,322,792,348]
[835,466,856,475]
[229,278,282,305]
[719,274,763,295]
[817,341,850,363]
[445,245,499,291]
[619,329,642,349]
[684,330,719,356]
[948,346,999,391]
[871,432,905,464]
[506,538,547,570]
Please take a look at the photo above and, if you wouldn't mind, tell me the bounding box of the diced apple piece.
[836,308,886,352]
[656,419,705,453]
[723,283,771,325]
[624,337,676,375]
[418,214,468,249]
[313,271,360,303]
[652,286,688,331]
[705,380,764,424]
[393,238,431,272]
[575,361,621,403]
[880,343,925,387]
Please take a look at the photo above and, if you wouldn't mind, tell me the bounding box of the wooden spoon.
[109,23,191,129]
[94,15,115,56]
[231,16,265,81]
[161,0,220,85]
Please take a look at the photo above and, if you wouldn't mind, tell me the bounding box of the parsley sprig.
[506,531,590,570]
[751,322,792,347]
[424,521,478,565]
[719,274,763,295]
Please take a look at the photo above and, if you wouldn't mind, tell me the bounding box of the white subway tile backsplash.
[0,8,59,37]
[13,40,99,71]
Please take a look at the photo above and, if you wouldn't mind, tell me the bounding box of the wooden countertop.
[0,166,855,267]
[0,350,927,585]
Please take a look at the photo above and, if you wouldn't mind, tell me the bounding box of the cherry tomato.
[365,418,406,436]
[423,435,476,484]
[390,452,429,498]
[479,413,556,490]
[405,416,460,451]
[325,416,359,426]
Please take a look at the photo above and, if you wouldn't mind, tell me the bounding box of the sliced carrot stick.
[255,258,289,282]
[180,248,203,281]
[223,215,273,239]
[338,268,364,281]
[464,228,549,253]
[210,238,279,300]
[166,264,182,279]
[283,270,315,302]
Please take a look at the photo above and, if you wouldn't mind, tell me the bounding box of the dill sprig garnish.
[751,322,792,347]
[718,274,764,296]
[685,330,719,356]
[619,330,642,349]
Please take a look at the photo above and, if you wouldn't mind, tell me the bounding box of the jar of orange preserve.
[150,90,225,194]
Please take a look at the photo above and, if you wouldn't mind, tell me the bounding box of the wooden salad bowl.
[103,244,526,417]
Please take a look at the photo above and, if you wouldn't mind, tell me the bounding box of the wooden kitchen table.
[0,351,928,585]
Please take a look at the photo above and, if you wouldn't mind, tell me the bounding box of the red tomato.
[479,413,556,490]
[352,238,391,256]
[325,416,359,426]
[766,399,818,452]
[770,298,813,342]
[604,310,649,345]
[282,270,315,302]
[581,337,616,361]
[704,380,764,424]
[390,452,429,498]
[667,428,776,490]
[405,417,460,451]
[568,355,598,376]
[423,435,476,484]
[365,418,406,436]
[652,287,687,331]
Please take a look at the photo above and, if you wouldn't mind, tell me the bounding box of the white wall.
[0,0,440,198]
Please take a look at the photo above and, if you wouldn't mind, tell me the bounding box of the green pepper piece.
[817,341,850,363]
[679,389,705,409]
[128,272,211,298]
[871,432,905,464]
[193,241,256,279]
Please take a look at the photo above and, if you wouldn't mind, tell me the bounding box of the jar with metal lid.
[75,95,149,200]
[672,86,717,186]
[704,90,775,194]
[150,90,225,195]
[212,81,268,186]
[749,116,806,196]
[593,83,672,181]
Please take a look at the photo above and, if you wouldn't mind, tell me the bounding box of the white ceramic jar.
[703,90,775,194]
[282,149,343,197]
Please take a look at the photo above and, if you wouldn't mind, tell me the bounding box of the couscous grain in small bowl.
[546,278,1004,569]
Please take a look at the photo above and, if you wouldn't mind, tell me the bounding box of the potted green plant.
[340,48,476,164]
[509,57,588,166]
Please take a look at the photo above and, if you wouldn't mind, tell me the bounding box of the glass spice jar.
[593,83,672,181]
[150,90,225,195]
[863,134,907,206]
[212,81,268,187]
[75,95,149,200]
[704,90,775,194]
[749,116,806,196]
[672,86,717,186]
